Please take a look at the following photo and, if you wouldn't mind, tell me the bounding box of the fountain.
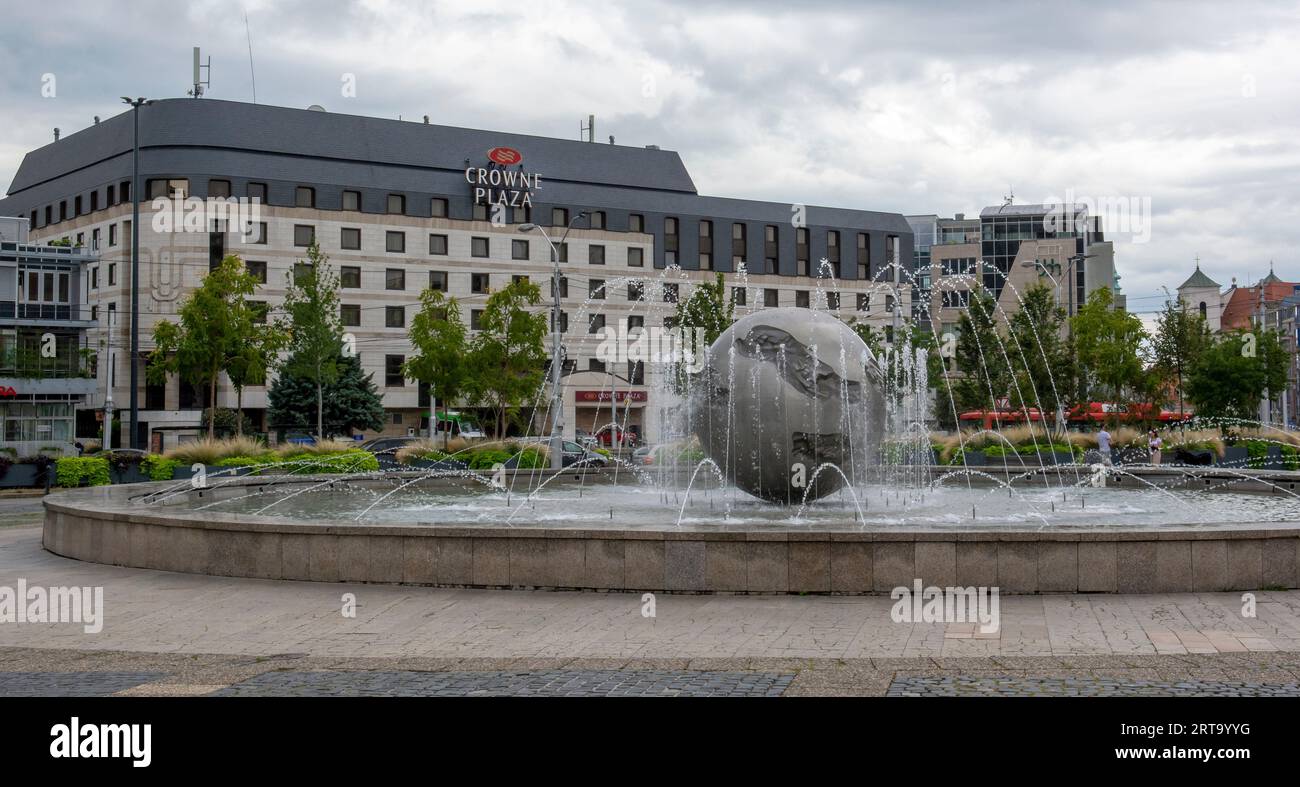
[41,268,1300,594]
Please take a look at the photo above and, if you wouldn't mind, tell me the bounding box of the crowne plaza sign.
[465,146,541,208]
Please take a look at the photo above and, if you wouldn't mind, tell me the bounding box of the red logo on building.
[0,386,16,398]
[487,147,523,166]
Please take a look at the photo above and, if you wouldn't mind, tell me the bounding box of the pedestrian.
[1096,427,1112,466]
[1148,429,1162,466]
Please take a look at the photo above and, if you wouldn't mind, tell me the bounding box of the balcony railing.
[0,301,96,322]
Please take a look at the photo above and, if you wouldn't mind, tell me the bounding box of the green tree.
[1070,288,1147,414]
[1151,297,1211,421]
[1006,283,1076,429]
[466,278,548,438]
[951,288,1011,416]
[673,272,735,346]
[278,242,343,439]
[404,288,469,447]
[1186,329,1288,423]
[147,255,260,440]
[267,353,385,437]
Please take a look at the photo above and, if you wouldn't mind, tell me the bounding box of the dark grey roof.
[1,98,911,234]
[6,98,699,198]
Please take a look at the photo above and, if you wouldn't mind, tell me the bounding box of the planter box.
[1219,446,1249,468]
[109,466,148,484]
[958,452,987,467]
[0,464,42,488]
[1172,448,1214,466]
[408,459,469,472]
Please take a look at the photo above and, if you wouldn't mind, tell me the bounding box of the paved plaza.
[5,505,1300,695]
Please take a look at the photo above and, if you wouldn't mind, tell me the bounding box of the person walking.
[1148,429,1162,466]
[1097,427,1113,466]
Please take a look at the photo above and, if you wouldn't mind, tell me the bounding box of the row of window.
[37,176,899,279]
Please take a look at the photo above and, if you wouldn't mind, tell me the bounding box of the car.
[592,424,635,448]
[519,437,610,467]
[632,444,675,465]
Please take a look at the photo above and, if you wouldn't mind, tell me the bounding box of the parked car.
[519,437,609,468]
[360,436,420,466]
[632,444,675,465]
[592,424,635,448]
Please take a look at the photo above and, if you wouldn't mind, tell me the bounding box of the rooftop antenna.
[188,46,211,98]
[581,114,595,142]
[244,14,257,104]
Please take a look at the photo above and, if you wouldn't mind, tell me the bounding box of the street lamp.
[121,96,152,449]
[519,212,587,470]
[1021,252,1093,318]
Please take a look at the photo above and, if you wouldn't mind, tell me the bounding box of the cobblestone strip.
[0,671,166,697]
[887,675,1300,697]
[214,669,796,697]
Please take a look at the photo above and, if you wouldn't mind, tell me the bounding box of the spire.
[1261,260,1281,284]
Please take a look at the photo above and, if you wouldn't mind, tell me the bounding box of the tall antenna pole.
[245,14,257,104]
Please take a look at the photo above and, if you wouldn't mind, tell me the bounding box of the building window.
[295,187,315,208]
[627,315,645,330]
[90,191,99,212]
[340,304,361,326]
[429,234,448,255]
[89,267,99,289]
[512,239,529,260]
[512,274,529,286]
[589,279,605,300]
[386,306,405,328]
[628,247,644,268]
[552,207,569,226]
[387,194,405,215]
[342,190,361,211]
[74,196,82,217]
[629,214,645,233]
[108,263,117,286]
[589,358,606,373]
[472,273,490,294]
[340,266,361,288]
[663,283,679,303]
[246,260,268,284]
[554,242,568,263]
[589,211,606,230]
[246,222,268,244]
[699,220,713,270]
[664,217,679,266]
[886,294,896,313]
[555,311,569,333]
[385,268,406,290]
[340,228,361,250]
[431,198,448,218]
[1199,301,1207,319]
[470,310,484,330]
[430,271,447,292]
[796,227,809,275]
[247,183,267,202]
[941,290,970,309]
[106,185,116,205]
[857,232,870,278]
[108,224,118,247]
[732,287,747,306]
[796,291,809,308]
[857,293,870,312]
[628,281,645,301]
[589,245,605,265]
[589,314,606,334]
[764,289,778,307]
[552,276,569,299]
[91,228,100,251]
[764,225,779,274]
[208,180,231,199]
[511,206,530,224]
[293,225,315,247]
[731,222,747,266]
[826,292,840,310]
[293,262,311,284]
[471,237,489,258]
[385,355,406,387]
[386,231,405,253]
[473,203,489,222]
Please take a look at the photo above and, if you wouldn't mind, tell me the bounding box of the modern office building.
[0,216,98,455]
[0,98,913,448]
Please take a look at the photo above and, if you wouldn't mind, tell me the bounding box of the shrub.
[1243,439,1270,469]
[467,449,513,470]
[55,456,111,487]
[513,447,548,469]
[1281,444,1299,471]
[280,451,379,474]
[164,436,267,465]
[0,455,12,480]
[140,455,180,481]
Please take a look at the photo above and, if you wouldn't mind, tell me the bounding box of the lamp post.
[121,97,151,449]
[519,212,587,470]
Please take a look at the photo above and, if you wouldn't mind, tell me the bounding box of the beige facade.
[35,202,904,447]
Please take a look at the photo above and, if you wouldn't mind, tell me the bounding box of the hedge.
[55,456,111,487]
[140,455,180,481]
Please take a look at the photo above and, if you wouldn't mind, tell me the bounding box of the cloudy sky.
[1,0,1296,316]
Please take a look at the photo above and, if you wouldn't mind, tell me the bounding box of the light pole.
[520,212,587,470]
[121,97,151,449]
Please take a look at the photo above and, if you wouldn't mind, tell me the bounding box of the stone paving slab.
[0,671,165,697]
[887,675,1300,697]
[213,669,795,697]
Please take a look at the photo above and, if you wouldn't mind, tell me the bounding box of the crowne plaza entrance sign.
[465,147,541,207]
